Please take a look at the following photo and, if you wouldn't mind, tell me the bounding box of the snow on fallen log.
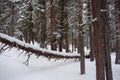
[0,33,80,59]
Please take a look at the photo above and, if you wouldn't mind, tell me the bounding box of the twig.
[23,52,32,66]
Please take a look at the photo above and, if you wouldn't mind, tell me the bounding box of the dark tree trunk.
[40,0,47,48]
[8,2,14,37]
[58,0,65,52]
[88,0,95,61]
[92,0,105,80]
[77,0,85,74]
[115,0,120,64]
[89,25,94,61]
[28,3,34,44]
[50,0,57,50]
[92,0,113,80]
[101,0,113,80]
[64,8,69,53]
[78,28,85,74]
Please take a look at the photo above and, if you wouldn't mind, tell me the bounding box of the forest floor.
[0,48,120,80]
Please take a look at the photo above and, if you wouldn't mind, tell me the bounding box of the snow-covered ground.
[0,48,120,80]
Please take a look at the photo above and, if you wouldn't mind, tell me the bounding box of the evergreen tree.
[0,0,15,36]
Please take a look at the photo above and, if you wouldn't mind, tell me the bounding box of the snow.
[92,18,98,22]
[41,9,45,12]
[101,9,107,12]
[9,0,21,2]
[0,48,120,80]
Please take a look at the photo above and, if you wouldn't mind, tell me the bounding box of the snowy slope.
[0,48,120,80]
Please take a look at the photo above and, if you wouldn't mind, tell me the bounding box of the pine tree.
[77,0,85,74]
[17,0,34,44]
[0,0,15,36]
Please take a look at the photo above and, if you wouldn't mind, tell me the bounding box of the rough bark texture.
[92,0,113,80]
[50,0,57,51]
[78,29,85,74]
[77,0,85,75]
[115,0,120,64]
[9,2,14,37]
[88,0,94,61]
[101,0,113,80]
[40,0,47,48]
[92,0,105,80]
[58,0,64,52]
[0,33,92,60]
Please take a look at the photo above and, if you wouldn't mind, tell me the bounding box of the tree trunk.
[115,0,120,64]
[40,0,47,48]
[88,0,94,61]
[92,0,105,80]
[101,0,113,80]
[50,0,57,50]
[58,0,65,52]
[8,2,14,37]
[78,28,85,74]
[92,0,113,80]
[77,0,85,74]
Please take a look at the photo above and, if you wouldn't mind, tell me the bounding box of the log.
[0,33,90,60]
[0,33,80,59]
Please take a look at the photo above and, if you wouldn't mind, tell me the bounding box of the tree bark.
[50,0,57,51]
[77,0,85,74]
[101,0,113,80]
[58,0,65,52]
[92,0,113,80]
[88,0,94,61]
[92,0,105,80]
[115,0,120,64]
[40,0,47,48]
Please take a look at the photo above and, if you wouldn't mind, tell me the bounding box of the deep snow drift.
[0,48,120,80]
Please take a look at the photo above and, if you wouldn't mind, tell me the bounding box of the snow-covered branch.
[78,18,97,27]
[0,33,81,60]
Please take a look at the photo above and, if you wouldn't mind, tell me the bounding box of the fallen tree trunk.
[0,33,81,59]
[0,33,91,60]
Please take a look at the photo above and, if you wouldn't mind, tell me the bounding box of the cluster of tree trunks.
[1,0,120,80]
[92,0,113,80]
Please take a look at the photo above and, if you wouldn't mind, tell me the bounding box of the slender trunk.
[9,2,14,37]
[58,0,65,52]
[78,29,85,74]
[40,0,47,48]
[77,0,85,74]
[64,10,69,53]
[88,0,94,61]
[50,0,57,50]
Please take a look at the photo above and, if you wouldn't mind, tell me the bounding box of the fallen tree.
[0,33,81,59]
[0,33,90,61]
